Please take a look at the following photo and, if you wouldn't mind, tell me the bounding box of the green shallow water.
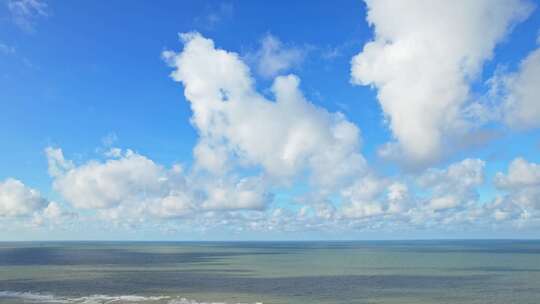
[0,240,539,303]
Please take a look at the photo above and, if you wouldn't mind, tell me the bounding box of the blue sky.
[1,0,540,240]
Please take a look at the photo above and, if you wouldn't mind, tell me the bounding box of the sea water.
[0,241,539,304]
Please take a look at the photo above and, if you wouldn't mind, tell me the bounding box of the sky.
[1,0,540,241]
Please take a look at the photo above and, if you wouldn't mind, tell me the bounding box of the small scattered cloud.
[0,43,16,55]
[7,0,48,32]
[101,132,118,147]
[246,34,306,78]
[194,2,234,30]
[320,41,358,60]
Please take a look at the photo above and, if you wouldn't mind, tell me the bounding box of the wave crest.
[0,291,263,304]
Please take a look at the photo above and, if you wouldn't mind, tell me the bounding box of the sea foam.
[0,291,262,304]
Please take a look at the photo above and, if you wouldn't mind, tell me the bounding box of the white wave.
[0,291,70,303]
[0,291,263,304]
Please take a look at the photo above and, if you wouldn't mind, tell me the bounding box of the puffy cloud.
[164,33,366,189]
[200,176,272,211]
[0,178,48,217]
[341,175,387,218]
[247,34,305,78]
[495,45,540,129]
[341,201,384,219]
[32,202,78,227]
[48,148,170,209]
[495,157,540,188]
[495,158,540,210]
[351,0,532,166]
[387,182,409,214]
[337,159,487,228]
[339,159,485,220]
[46,147,271,217]
[42,201,63,219]
[340,176,413,219]
[149,192,195,218]
[419,158,485,211]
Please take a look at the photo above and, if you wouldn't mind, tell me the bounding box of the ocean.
[0,240,539,303]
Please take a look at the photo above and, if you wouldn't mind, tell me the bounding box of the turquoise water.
[0,241,539,303]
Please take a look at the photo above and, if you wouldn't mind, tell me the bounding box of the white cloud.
[340,175,387,218]
[248,34,305,78]
[42,201,63,219]
[7,0,48,31]
[47,148,175,209]
[495,158,540,211]
[495,157,540,188]
[32,201,78,227]
[148,192,195,218]
[192,139,230,174]
[387,182,409,214]
[341,200,384,219]
[340,175,413,219]
[45,147,74,177]
[0,178,48,217]
[428,195,459,211]
[495,46,540,129]
[351,0,532,166]
[339,158,485,220]
[164,32,366,190]
[200,176,272,211]
[46,147,271,217]
[419,158,485,211]
[337,160,487,229]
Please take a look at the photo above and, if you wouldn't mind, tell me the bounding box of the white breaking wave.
[0,291,263,304]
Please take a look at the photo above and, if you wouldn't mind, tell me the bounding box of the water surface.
[0,240,539,303]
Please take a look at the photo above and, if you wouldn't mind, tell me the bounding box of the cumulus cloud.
[247,34,305,78]
[418,158,485,211]
[164,32,366,190]
[200,176,272,211]
[32,202,78,227]
[47,147,170,209]
[0,178,49,217]
[46,147,271,219]
[492,44,540,129]
[351,0,532,167]
[341,175,388,218]
[495,158,540,210]
[336,158,485,226]
[339,175,412,220]
[7,0,48,31]
[495,157,540,189]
